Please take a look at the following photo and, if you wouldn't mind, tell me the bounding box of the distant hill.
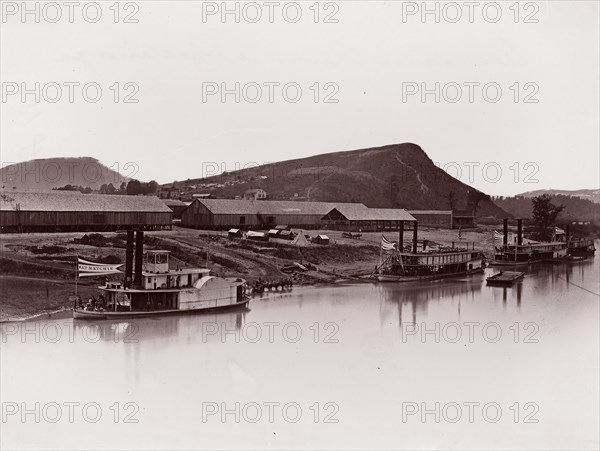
[517,189,600,204]
[164,143,507,218]
[494,195,600,224]
[0,157,130,191]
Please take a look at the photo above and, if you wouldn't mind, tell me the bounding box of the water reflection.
[71,309,248,344]
[377,275,483,326]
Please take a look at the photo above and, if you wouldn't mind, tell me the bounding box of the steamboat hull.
[73,299,249,320]
[376,267,484,283]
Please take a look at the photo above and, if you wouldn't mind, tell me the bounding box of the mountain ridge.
[1,157,130,191]
[165,143,508,218]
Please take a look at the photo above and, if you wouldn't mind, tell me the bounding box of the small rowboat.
[486,271,525,286]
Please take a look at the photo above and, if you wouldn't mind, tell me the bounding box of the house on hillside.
[0,191,172,233]
[244,188,267,200]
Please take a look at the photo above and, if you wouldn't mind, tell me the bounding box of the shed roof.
[191,199,369,216]
[408,210,453,215]
[161,199,187,207]
[0,191,172,212]
[329,205,416,222]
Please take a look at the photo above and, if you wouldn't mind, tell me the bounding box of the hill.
[164,143,507,218]
[0,157,130,191]
[517,189,600,204]
[494,195,600,225]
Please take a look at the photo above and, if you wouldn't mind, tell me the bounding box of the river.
[1,246,599,450]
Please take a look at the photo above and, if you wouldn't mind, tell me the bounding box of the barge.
[486,271,525,286]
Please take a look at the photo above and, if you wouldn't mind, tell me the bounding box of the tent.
[291,230,310,247]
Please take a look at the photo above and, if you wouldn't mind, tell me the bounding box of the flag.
[77,258,123,278]
[381,235,397,252]
[555,227,565,235]
[493,230,503,241]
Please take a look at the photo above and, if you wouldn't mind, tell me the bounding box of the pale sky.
[1,1,598,196]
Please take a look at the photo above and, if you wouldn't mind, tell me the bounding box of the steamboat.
[73,231,248,319]
[492,219,568,266]
[567,237,596,257]
[375,222,485,282]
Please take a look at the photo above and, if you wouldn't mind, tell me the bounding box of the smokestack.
[503,218,508,246]
[134,230,144,287]
[517,219,523,245]
[124,230,134,288]
[398,221,404,252]
[566,224,570,244]
[412,221,418,253]
[422,239,427,251]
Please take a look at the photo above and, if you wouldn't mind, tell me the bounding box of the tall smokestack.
[124,230,134,287]
[517,219,523,245]
[412,221,418,254]
[566,224,570,244]
[398,221,404,252]
[503,218,508,246]
[134,230,144,287]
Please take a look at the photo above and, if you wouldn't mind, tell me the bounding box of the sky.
[1,1,598,196]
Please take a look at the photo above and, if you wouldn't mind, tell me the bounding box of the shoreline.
[0,225,549,321]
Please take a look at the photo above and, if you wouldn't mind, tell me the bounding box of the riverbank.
[0,226,496,321]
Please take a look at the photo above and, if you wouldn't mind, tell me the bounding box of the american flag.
[493,230,503,240]
[381,235,397,252]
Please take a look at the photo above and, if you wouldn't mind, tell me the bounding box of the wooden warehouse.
[181,199,416,231]
[0,191,173,233]
[324,205,417,231]
[407,210,453,228]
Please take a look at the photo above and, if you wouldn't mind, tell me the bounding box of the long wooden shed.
[0,191,173,233]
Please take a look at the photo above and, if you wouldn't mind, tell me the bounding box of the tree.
[126,180,143,195]
[531,194,564,241]
[466,190,488,215]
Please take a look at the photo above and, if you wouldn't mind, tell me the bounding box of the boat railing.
[501,242,566,253]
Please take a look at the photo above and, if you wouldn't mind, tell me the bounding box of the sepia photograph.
[1,1,599,449]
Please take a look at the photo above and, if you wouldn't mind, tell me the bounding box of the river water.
[2,246,599,450]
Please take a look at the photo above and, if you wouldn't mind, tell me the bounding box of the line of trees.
[53,180,160,196]
[98,180,159,195]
